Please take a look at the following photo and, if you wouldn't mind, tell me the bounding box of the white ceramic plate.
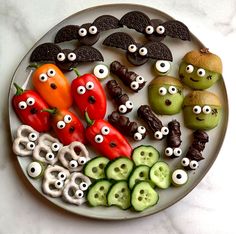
[8,4,228,220]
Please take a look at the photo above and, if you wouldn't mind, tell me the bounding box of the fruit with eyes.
[183,91,222,130]
[148,76,184,115]
[179,48,222,90]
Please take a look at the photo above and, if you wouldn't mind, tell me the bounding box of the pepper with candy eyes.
[106,80,133,114]
[44,108,86,145]
[31,64,72,109]
[12,83,50,132]
[84,111,132,160]
[71,69,106,120]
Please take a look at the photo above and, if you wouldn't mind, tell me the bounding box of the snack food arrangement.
[11,10,223,213]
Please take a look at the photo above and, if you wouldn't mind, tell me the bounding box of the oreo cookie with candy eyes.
[30,43,103,71]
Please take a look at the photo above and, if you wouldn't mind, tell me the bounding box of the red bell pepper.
[84,112,132,160]
[71,69,106,120]
[12,83,50,132]
[44,108,86,145]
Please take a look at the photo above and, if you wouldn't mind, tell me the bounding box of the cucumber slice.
[105,157,134,181]
[107,181,131,209]
[87,180,112,206]
[129,165,150,189]
[131,181,159,212]
[150,161,171,189]
[132,145,160,167]
[84,156,109,180]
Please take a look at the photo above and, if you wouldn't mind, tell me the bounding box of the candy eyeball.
[18,101,27,110]
[39,73,48,82]
[26,142,35,150]
[155,60,171,74]
[125,100,133,109]
[55,180,64,189]
[128,44,137,53]
[137,126,146,134]
[78,157,87,165]
[58,172,67,181]
[168,86,177,95]
[94,134,103,143]
[69,160,78,169]
[173,148,182,157]
[47,69,56,77]
[51,143,60,152]
[154,131,163,140]
[93,64,109,79]
[158,87,167,96]
[145,25,154,34]
[133,132,142,141]
[161,126,169,135]
[189,160,199,170]
[101,126,110,135]
[118,104,127,114]
[172,169,188,186]
[75,189,84,198]
[181,157,190,167]
[197,68,206,77]
[165,147,173,157]
[185,64,194,73]
[77,86,86,95]
[79,182,89,191]
[89,25,98,35]
[139,47,148,56]
[27,161,43,179]
[156,25,165,34]
[64,114,72,123]
[46,152,55,161]
[78,28,87,37]
[130,81,139,91]
[28,132,38,142]
[68,52,76,62]
[57,121,66,129]
[86,81,94,90]
[136,75,145,84]
[192,105,201,114]
[202,105,212,114]
[26,97,35,106]
[57,52,66,62]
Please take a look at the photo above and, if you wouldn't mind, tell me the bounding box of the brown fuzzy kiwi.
[149,76,183,88]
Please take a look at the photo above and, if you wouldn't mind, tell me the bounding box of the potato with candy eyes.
[148,76,184,115]
[179,48,222,90]
[183,91,222,130]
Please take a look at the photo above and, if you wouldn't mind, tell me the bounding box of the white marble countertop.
[1,0,236,233]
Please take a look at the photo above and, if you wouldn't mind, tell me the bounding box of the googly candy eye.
[145,25,154,34]
[101,126,110,135]
[139,47,148,56]
[78,28,87,37]
[64,114,72,123]
[185,64,194,73]
[172,169,188,186]
[155,60,171,74]
[86,81,94,90]
[89,25,98,35]
[46,152,55,161]
[165,147,173,157]
[189,160,199,170]
[94,134,103,143]
[181,157,190,167]
[26,142,35,150]
[55,180,64,189]
[58,172,67,181]
[47,69,56,77]
[192,105,201,114]
[118,105,127,114]
[161,127,169,135]
[202,105,212,114]
[68,53,76,62]
[75,189,84,198]
[93,64,109,79]
[26,97,35,106]
[39,73,48,82]
[128,44,137,53]
[78,157,87,165]
[77,86,86,95]
[136,76,145,84]
[57,52,66,62]
[79,182,89,191]
[51,143,60,152]
[57,121,66,129]
[197,68,206,77]
[173,148,182,157]
[137,126,146,134]
[18,101,27,110]
[168,86,177,94]
[156,25,165,34]
[130,81,139,91]
[27,161,43,178]
[28,133,38,141]
[154,131,163,140]
[158,87,167,96]
[69,160,78,169]
[133,132,142,141]
[125,101,133,109]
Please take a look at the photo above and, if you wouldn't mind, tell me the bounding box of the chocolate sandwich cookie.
[108,111,146,141]
[137,105,169,140]
[110,61,146,92]
[181,130,209,170]
[106,80,133,114]
[30,43,103,71]
[55,15,122,46]
[103,32,172,66]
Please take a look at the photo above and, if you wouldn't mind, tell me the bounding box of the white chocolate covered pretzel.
[62,172,91,205]
[42,165,70,198]
[33,134,63,165]
[58,141,90,172]
[12,125,39,156]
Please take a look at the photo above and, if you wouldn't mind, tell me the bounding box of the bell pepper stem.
[13,83,24,95]
[73,68,80,77]
[28,63,40,69]
[85,111,94,126]
[42,108,57,115]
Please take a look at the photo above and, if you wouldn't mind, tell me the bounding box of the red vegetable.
[44,108,86,145]
[85,112,132,160]
[71,69,106,120]
[12,83,50,132]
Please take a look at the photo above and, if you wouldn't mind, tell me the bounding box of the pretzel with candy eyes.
[42,165,70,198]
[33,134,63,165]
[13,125,39,157]
[62,172,91,205]
[58,141,90,172]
